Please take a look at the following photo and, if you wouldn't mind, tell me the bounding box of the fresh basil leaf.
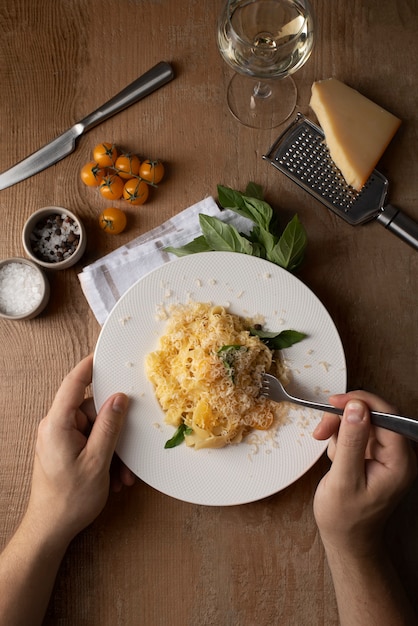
[241,229,265,257]
[267,214,307,270]
[217,345,248,382]
[164,423,193,449]
[199,214,253,255]
[165,235,211,257]
[248,241,264,258]
[245,182,264,200]
[250,327,307,349]
[251,224,277,258]
[217,185,247,211]
[217,344,245,353]
[218,185,273,231]
[241,197,273,230]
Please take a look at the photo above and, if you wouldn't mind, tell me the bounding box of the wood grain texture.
[0,0,417,624]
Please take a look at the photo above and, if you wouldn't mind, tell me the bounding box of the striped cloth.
[78,196,253,325]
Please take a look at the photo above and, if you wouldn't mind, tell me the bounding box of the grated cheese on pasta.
[145,302,288,450]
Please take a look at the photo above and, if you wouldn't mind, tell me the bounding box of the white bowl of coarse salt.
[0,258,50,320]
[22,206,86,270]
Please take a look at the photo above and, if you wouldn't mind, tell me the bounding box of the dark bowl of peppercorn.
[22,206,87,270]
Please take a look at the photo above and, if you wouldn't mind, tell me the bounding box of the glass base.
[226,73,297,129]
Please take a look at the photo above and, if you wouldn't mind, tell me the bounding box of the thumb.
[87,393,129,469]
[331,400,370,488]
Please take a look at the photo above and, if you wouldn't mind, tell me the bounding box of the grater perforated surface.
[263,114,388,225]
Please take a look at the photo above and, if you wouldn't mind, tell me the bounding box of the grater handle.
[377,205,418,251]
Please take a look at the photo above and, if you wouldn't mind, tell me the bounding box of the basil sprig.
[164,423,193,449]
[217,344,248,381]
[250,328,307,350]
[165,183,307,271]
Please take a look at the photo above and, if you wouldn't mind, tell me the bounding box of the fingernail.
[112,394,129,414]
[345,401,365,423]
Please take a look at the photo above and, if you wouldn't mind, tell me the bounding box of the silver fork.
[261,373,418,443]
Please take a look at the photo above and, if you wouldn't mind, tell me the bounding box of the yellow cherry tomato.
[93,142,118,167]
[99,174,125,200]
[80,161,106,187]
[99,208,127,235]
[123,178,149,205]
[115,153,141,179]
[139,159,165,184]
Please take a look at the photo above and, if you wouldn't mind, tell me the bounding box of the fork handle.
[369,411,418,442]
[290,397,418,443]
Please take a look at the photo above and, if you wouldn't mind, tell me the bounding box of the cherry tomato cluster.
[80,142,165,207]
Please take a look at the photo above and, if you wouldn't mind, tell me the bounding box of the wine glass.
[217,0,315,129]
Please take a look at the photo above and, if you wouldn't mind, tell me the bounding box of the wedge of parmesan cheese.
[309,78,401,190]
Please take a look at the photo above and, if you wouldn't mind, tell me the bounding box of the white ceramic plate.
[93,252,346,506]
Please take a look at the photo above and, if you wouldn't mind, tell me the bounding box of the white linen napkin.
[78,196,254,325]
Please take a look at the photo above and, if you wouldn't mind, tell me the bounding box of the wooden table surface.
[1,1,417,624]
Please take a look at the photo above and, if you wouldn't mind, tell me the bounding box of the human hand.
[25,354,136,547]
[313,391,417,557]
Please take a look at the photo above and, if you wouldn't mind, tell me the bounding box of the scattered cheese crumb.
[155,304,168,320]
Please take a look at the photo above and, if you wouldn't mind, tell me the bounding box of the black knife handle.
[79,61,174,132]
[377,204,418,251]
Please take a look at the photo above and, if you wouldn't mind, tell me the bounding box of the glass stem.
[253,81,272,99]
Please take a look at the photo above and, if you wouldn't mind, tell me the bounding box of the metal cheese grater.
[263,113,418,250]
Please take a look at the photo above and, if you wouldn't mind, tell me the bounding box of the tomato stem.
[107,166,159,188]
[101,218,115,230]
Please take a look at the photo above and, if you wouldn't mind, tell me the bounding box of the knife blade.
[0,61,174,191]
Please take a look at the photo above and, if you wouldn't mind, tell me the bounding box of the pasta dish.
[145,301,288,449]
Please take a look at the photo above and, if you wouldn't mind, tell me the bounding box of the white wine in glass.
[217,0,315,128]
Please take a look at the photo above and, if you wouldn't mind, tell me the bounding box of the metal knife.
[0,61,175,191]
